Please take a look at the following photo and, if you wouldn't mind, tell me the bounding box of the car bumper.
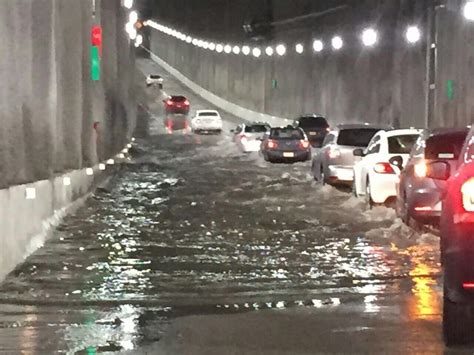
[241,140,262,152]
[327,165,354,184]
[444,225,474,301]
[409,189,442,222]
[166,107,189,114]
[192,124,223,132]
[266,150,311,161]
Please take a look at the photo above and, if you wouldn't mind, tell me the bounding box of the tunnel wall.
[0,1,136,281]
[0,0,136,189]
[148,0,430,128]
[148,0,474,129]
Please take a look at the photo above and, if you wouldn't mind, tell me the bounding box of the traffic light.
[90,26,102,81]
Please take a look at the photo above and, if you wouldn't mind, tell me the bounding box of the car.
[293,114,330,148]
[191,110,223,134]
[146,74,164,88]
[164,95,190,114]
[438,125,474,346]
[396,128,468,227]
[232,122,270,152]
[261,126,311,163]
[311,123,392,186]
[353,128,421,207]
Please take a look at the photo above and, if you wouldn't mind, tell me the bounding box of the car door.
[358,134,382,194]
[317,133,336,170]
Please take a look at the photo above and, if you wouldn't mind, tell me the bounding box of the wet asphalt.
[0,56,464,354]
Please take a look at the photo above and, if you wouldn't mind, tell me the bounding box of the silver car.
[311,123,392,186]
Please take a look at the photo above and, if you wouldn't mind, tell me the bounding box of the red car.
[438,125,474,345]
[164,95,190,114]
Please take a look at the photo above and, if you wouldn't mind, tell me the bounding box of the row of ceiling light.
[144,1,474,57]
[123,0,143,47]
[146,20,422,58]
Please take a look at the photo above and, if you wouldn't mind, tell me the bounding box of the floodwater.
[0,58,450,354]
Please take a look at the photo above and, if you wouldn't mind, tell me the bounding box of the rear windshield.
[298,116,328,129]
[425,132,467,160]
[337,129,380,147]
[245,125,268,133]
[198,111,218,116]
[388,135,419,154]
[270,128,304,140]
[171,96,186,102]
[149,75,161,79]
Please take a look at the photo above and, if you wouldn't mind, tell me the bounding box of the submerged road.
[0,57,459,354]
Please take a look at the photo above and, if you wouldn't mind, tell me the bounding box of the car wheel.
[443,285,474,346]
[365,179,374,209]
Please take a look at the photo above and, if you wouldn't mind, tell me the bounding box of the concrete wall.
[148,0,474,129]
[0,0,136,189]
[148,0,429,128]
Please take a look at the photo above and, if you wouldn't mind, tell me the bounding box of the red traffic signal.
[91,26,102,56]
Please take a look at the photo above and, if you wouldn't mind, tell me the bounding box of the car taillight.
[239,134,248,143]
[326,127,331,132]
[461,177,474,212]
[166,100,173,106]
[184,100,190,106]
[327,148,340,159]
[414,162,427,178]
[374,162,395,174]
[300,140,310,149]
[267,140,278,149]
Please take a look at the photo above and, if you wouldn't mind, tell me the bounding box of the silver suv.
[311,123,392,186]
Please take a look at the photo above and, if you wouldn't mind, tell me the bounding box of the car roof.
[196,109,219,114]
[296,114,325,118]
[384,128,423,137]
[429,127,469,136]
[336,123,393,130]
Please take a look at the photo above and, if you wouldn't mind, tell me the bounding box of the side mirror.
[353,148,365,157]
[427,161,451,181]
[389,156,404,170]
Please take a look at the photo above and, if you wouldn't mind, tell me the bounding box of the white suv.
[145,74,163,88]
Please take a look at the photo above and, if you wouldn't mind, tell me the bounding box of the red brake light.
[184,100,190,106]
[461,178,474,212]
[300,140,310,149]
[267,140,278,149]
[374,162,395,174]
[239,134,248,143]
[463,282,474,289]
[166,100,173,106]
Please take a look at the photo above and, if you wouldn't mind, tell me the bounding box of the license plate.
[309,132,317,136]
[283,152,295,158]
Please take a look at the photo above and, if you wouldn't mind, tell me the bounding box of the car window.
[322,133,335,146]
[366,135,381,155]
[426,132,468,160]
[297,116,329,129]
[337,129,380,147]
[199,111,218,116]
[245,125,268,133]
[149,75,161,79]
[171,96,186,102]
[388,135,419,154]
[270,128,304,139]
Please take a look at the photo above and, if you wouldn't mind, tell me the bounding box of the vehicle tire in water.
[365,179,374,209]
[443,286,474,346]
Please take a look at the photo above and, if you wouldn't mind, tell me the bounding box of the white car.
[232,122,270,152]
[353,128,422,207]
[191,110,223,133]
[146,74,163,88]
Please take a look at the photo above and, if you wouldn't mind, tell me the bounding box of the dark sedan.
[261,126,311,163]
[293,114,329,148]
[396,128,468,227]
